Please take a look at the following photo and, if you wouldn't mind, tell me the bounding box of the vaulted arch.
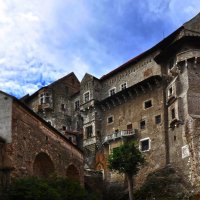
[66,164,80,182]
[33,152,54,178]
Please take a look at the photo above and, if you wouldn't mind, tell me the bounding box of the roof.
[0,90,83,154]
[100,13,200,80]
[100,26,184,81]
[21,72,80,102]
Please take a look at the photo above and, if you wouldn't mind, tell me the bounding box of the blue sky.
[0,0,200,98]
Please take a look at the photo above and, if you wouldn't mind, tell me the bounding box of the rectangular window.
[140,120,146,129]
[144,100,152,109]
[109,88,116,96]
[61,104,65,110]
[74,100,80,111]
[140,138,150,152]
[171,108,175,119]
[86,125,93,138]
[168,87,173,96]
[107,116,114,124]
[155,115,161,124]
[84,92,90,103]
[121,83,127,90]
[127,123,132,130]
[39,92,51,104]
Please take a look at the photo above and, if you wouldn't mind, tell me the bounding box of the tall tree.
[108,141,145,200]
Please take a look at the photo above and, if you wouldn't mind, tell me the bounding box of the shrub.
[1,177,97,200]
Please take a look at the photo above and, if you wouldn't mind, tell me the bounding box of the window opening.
[107,116,114,124]
[140,120,146,129]
[140,139,150,151]
[86,126,93,138]
[144,100,152,109]
[155,115,161,124]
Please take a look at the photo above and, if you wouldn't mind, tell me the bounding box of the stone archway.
[66,164,80,182]
[33,152,55,178]
[96,163,105,180]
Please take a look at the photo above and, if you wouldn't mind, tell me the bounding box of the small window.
[140,120,146,129]
[168,87,173,96]
[107,116,114,124]
[109,88,116,96]
[74,100,80,111]
[144,100,152,109]
[61,104,65,111]
[174,135,176,141]
[155,115,161,124]
[140,138,150,152]
[84,92,90,103]
[171,108,175,119]
[62,126,66,130]
[68,136,72,142]
[86,125,93,138]
[121,83,127,90]
[127,123,132,130]
[39,92,51,104]
[45,96,50,103]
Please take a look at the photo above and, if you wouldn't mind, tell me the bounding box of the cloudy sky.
[0,0,200,98]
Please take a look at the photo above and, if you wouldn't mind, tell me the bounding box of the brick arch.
[33,152,55,178]
[66,164,80,183]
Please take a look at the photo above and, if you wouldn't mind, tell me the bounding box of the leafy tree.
[108,141,145,200]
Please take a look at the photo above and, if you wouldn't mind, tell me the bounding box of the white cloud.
[1,0,200,98]
[0,0,92,97]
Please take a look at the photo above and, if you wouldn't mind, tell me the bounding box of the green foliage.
[134,166,191,200]
[1,177,97,200]
[108,141,145,176]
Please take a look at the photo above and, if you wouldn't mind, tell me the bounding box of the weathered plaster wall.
[0,93,12,143]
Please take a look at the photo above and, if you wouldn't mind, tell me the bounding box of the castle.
[2,12,200,191]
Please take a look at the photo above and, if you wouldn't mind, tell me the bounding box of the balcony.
[103,129,136,144]
[83,137,96,147]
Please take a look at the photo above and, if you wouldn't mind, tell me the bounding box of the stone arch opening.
[96,162,105,180]
[66,164,80,182]
[33,152,55,178]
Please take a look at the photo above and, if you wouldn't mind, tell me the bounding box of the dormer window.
[109,88,116,96]
[84,91,90,103]
[121,83,127,90]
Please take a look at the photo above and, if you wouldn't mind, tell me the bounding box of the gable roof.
[0,90,83,153]
[21,72,80,102]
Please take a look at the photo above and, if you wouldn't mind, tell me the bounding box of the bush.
[1,177,97,200]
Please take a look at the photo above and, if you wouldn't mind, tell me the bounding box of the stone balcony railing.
[83,136,96,147]
[176,49,200,63]
[103,129,136,144]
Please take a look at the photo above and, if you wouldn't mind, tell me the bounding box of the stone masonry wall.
[5,100,84,185]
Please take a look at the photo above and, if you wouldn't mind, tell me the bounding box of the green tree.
[108,141,145,200]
